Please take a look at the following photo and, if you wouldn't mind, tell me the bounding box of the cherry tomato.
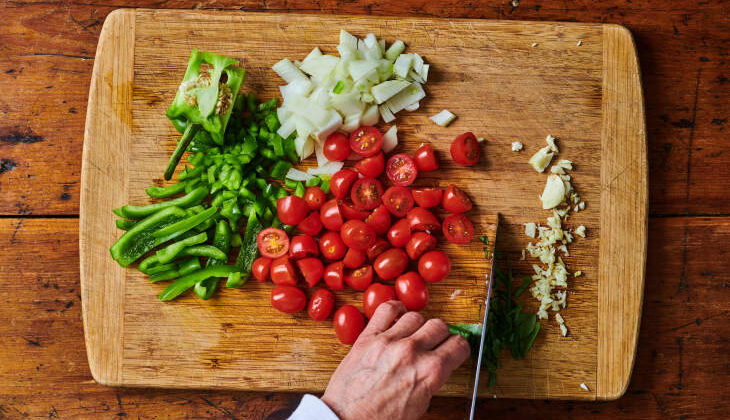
[382,186,415,218]
[442,184,473,214]
[319,231,347,260]
[308,288,335,321]
[298,211,323,236]
[257,228,290,258]
[324,261,345,290]
[367,238,391,261]
[333,305,366,345]
[289,235,319,260]
[303,186,327,210]
[387,218,412,248]
[343,248,367,269]
[340,199,370,221]
[406,207,441,232]
[373,248,409,280]
[344,265,374,290]
[413,143,439,172]
[412,187,443,208]
[252,257,272,283]
[351,178,384,210]
[320,199,344,231]
[450,132,481,166]
[418,250,451,283]
[395,272,429,311]
[296,257,325,287]
[323,131,350,162]
[340,220,376,251]
[271,285,306,314]
[330,169,359,199]
[350,126,383,157]
[363,283,397,319]
[277,196,310,226]
[442,214,475,244]
[386,154,418,187]
[365,205,392,235]
[270,256,298,286]
[406,232,438,260]
[354,152,385,178]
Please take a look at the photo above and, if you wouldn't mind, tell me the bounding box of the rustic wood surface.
[1,0,727,418]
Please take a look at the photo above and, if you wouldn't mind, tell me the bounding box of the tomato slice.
[413,143,439,172]
[395,272,429,311]
[289,235,319,260]
[323,132,351,162]
[308,288,335,321]
[417,250,451,283]
[344,265,374,290]
[442,184,473,214]
[343,248,367,269]
[412,187,443,208]
[365,204,392,235]
[350,126,383,157]
[406,207,441,233]
[252,257,272,283]
[271,285,307,314]
[333,305,366,345]
[450,132,481,166]
[257,227,290,258]
[303,186,327,210]
[340,220,376,251]
[363,283,397,319]
[386,154,418,187]
[330,169,359,199]
[351,177,384,210]
[367,237,391,261]
[382,186,415,218]
[354,152,385,178]
[320,199,344,231]
[297,211,323,236]
[270,256,298,286]
[296,257,325,287]
[406,232,438,260]
[319,231,347,260]
[373,248,408,280]
[340,199,370,221]
[276,195,310,226]
[387,218,412,248]
[442,213,475,244]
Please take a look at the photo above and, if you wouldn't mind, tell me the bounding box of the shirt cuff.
[288,394,340,420]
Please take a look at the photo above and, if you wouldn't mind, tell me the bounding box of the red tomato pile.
[254,126,479,345]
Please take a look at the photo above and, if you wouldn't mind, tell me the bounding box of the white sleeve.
[288,394,340,420]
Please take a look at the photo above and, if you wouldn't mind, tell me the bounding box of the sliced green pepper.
[145,262,178,275]
[153,206,217,242]
[146,182,187,198]
[115,219,137,231]
[294,182,305,198]
[155,232,207,264]
[159,265,239,301]
[225,272,246,287]
[114,186,208,219]
[110,206,188,267]
[178,257,202,276]
[177,245,227,260]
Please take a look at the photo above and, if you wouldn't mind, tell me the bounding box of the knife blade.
[468,217,499,420]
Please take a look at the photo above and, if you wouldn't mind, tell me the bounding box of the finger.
[410,318,451,350]
[383,311,426,340]
[362,300,406,336]
[422,335,472,392]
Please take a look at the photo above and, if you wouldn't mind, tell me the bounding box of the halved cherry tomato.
[289,235,319,260]
[386,154,418,187]
[343,248,367,269]
[443,214,475,244]
[418,250,451,283]
[271,285,306,314]
[382,186,415,218]
[324,261,345,290]
[330,169,359,199]
[340,199,370,221]
[304,186,327,210]
[412,187,443,208]
[270,256,298,286]
[320,199,344,231]
[406,207,441,232]
[354,152,385,178]
[350,126,383,157]
[296,257,325,287]
[319,231,347,260]
[344,265,374,290]
[333,305,366,345]
[308,288,335,321]
[298,211,323,236]
[252,257,272,283]
[340,220,376,251]
[365,205,391,235]
[406,232,438,260]
[363,283,396,319]
[367,238,391,261]
[323,132,351,162]
[450,132,481,166]
[442,184,473,214]
[373,248,408,280]
[413,143,439,172]
[395,272,429,311]
[276,196,310,226]
[351,178,383,210]
[257,227,290,258]
[387,218,411,248]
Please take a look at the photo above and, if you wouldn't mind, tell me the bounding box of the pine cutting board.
[80,9,646,400]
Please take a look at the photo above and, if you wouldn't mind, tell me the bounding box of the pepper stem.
[164,122,201,180]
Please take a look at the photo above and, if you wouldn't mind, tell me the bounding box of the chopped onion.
[313,111,344,142]
[300,55,338,80]
[272,59,308,84]
[339,30,358,53]
[301,47,322,66]
[429,109,456,127]
[342,113,362,133]
[404,101,419,112]
[371,80,410,104]
[383,125,398,153]
[385,40,405,62]
[386,83,425,114]
[295,136,315,160]
[349,60,379,81]
[420,64,430,82]
[286,168,313,182]
[315,142,329,167]
[393,53,413,78]
[307,160,344,176]
[277,118,296,139]
[379,105,396,123]
[361,105,379,126]
[412,54,424,74]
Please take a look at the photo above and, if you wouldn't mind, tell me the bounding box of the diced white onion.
[393,53,413,78]
[371,80,410,104]
[295,136,315,160]
[301,47,322,66]
[315,142,329,167]
[385,40,405,62]
[307,160,344,176]
[382,125,398,153]
[361,105,379,126]
[412,54,424,74]
[420,64,430,82]
[404,101,419,112]
[386,82,425,114]
[272,59,308,84]
[313,111,343,143]
[339,30,359,52]
[277,118,297,139]
[379,105,396,123]
[429,109,456,127]
[342,113,362,133]
[286,168,313,182]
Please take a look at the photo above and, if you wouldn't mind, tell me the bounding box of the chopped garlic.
[524,222,537,238]
[580,383,590,391]
[551,165,565,175]
[521,250,526,260]
[540,174,566,209]
[560,324,568,336]
[574,270,582,277]
[555,313,565,324]
[577,40,583,47]
[511,141,523,151]
[477,137,486,143]
[531,42,538,47]
[575,225,586,237]
[545,135,558,152]
[579,201,585,210]
[529,146,554,172]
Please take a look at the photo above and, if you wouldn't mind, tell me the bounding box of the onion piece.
[307,160,344,176]
[361,105,379,126]
[382,125,398,153]
[393,53,413,78]
[342,113,362,133]
[379,105,396,123]
[385,40,405,62]
[286,168,313,182]
[404,101,419,112]
[429,109,456,127]
[371,80,410,104]
[272,58,308,84]
[315,142,329,167]
[386,83,425,114]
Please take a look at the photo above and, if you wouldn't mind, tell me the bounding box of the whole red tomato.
[303,186,327,210]
[387,218,412,248]
[418,250,451,283]
[276,195,310,226]
[251,257,272,283]
[363,283,396,319]
[323,132,350,162]
[395,272,429,311]
[270,285,306,314]
[333,305,366,344]
[373,248,408,280]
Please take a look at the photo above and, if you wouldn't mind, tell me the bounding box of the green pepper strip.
[149,270,180,283]
[153,206,218,242]
[177,245,227,260]
[159,265,239,301]
[164,122,201,181]
[110,206,188,267]
[115,219,137,230]
[146,181,187,198]
[114,186,208,219]
[195,220,232,300]
[225,272,246,287]
[178,165,204,181]
[145,262,178,275]
[155,232,207,264]
[235,212,262,285]
[178,257,202,276]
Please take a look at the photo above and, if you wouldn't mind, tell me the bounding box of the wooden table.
[1,1,727,418]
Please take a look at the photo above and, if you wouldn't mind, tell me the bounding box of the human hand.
[321,301,471,420]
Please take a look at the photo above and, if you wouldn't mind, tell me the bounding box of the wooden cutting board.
[80,9,646,400]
